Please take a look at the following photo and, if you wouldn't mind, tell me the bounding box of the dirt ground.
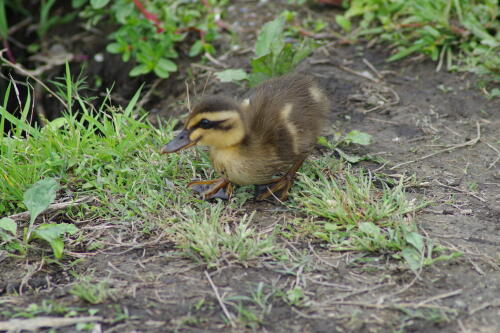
[1,1,499,332]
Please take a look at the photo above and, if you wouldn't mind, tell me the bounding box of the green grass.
[1,67,449,271]
[175,204,280,268]
[289,156,435,270]
[70,277,112,305]
[336,0,499,96]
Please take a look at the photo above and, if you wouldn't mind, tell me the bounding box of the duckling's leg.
[256,156,307,201]
[187,178,233,200]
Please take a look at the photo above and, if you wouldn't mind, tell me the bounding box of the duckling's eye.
[199,119,212,129]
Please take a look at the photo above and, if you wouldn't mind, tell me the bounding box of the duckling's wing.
[245,75,328,159]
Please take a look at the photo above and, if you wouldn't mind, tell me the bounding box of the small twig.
[308,242,341,268]
[8,17,32,35]
[362,58,383,79]
[390,121,481,170]
[291,307,323,319]
[204,271,236,328]
[9,73,23,111]
[362,86,400,113]
[416,289,462,306]
[307,277,352,290]
[8,196,95,221]
[185,81,192,113]
[0,49,68,109]
[201,72,211,97]
[326,283,394,303]
[434,180,486,203]
[19,259,44,295]
[366,117,399,125]
[0,316,103,331]
[327,301,455,312]
[484,141,500,169]
[469,302,499,315]
[204,52,228,68]
[336,63,380,83]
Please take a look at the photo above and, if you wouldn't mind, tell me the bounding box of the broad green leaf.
[317,136,330,147]
[214,69,248,83]
[129,64,151,77]
[402,247,422,271]
[72,0,87,8]
[154,65,171,79]
[344,130,372,145]
[156,58,177,72]
[189,40,204,57]
[33,223,79,259]
[405,231,424,253]
[0,217,17,235]
[106,42,122,54]
[255,17,285,58]
[489,88,500,98]
[335,15,351,32]
[23,178,59,228]
[90,0,109,9]
[154,58,177,78]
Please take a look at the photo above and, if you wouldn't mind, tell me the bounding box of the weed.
[225,282,277,328]
[335,0,500,91]
[1,178,79,258]
[284,286,310,307]
[317,130,384,164]
[175,204,279,268]
[290,160,434,269]
[70,278,112,304]
[3,300,77,319]
[215,16,316,86]
[76,0,228,78]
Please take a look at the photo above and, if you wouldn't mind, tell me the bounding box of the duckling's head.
[161,96,245,153]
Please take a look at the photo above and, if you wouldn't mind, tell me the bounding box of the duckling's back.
[243,75,330,167]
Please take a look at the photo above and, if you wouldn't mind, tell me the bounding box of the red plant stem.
[2,39,15,63]
[132,0,165,33]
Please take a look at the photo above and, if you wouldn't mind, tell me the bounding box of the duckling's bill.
[160,129,198,154]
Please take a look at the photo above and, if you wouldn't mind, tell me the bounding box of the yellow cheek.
[189,129,203,142]
[199,131,222,147]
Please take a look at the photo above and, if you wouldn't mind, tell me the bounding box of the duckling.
[161,74,330,201]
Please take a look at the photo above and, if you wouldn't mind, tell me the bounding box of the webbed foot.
[256,156,307,201]
[187,178,233,200]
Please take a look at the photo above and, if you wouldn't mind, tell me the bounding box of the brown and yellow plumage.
[161,74,330,200]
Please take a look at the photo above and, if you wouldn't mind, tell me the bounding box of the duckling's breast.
[210,146,284,185]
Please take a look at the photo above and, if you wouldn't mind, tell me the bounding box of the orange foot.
[187,178,233,200]
[256,156,307,202]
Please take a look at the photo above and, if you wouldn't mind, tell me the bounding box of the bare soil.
[1,1,499,332]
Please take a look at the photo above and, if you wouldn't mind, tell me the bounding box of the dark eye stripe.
[196,119,225,129]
